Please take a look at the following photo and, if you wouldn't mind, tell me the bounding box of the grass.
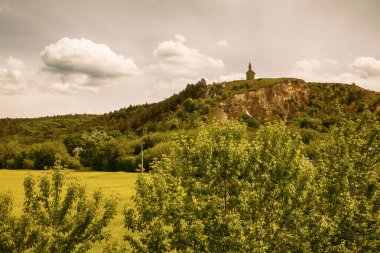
[221,77,303,97]
[0,169,139,252]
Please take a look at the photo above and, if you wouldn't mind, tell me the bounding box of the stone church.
[246,62,255,80]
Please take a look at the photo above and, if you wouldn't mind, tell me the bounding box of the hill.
[0,78,379,171]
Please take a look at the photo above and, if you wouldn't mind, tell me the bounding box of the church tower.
[246,62,255,80]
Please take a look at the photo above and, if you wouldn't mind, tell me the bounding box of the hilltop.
[0,78,379,171]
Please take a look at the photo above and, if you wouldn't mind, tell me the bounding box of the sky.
[0,0,379,118]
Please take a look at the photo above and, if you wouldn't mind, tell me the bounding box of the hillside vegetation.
[0,78,379,252]
[0,78,379,171]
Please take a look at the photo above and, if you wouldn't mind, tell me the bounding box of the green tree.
[0,192,14,251]
[0,141,24,169]
[124,121,316,252]
[28,141,80,169]
[309,117,380,251]
[0,160,118,252]
[92,138,130,171]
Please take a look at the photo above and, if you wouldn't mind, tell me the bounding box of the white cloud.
[41,37,138,78]
[6,56,25,69]
[288,59,321,82]
[174,34,186,43]
[294,59,320,72]
[153,35,224,76]
[216,39,230,47]
[351,57,380,78]
[39,37,138,93]
[0,68,27,95]
[326,72,358,84]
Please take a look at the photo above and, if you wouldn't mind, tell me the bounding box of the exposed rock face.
[375,104,380,113]
[220,79,310,119]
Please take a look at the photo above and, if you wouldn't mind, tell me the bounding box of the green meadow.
[0,170,139,252]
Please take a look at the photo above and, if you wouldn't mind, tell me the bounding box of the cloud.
[41,37,138,78]
[325,72,380,91]
[0,68,27,95]
[152,35,224,76]
[6,56,25,69]
[39,37,138,93]
[288,59,321,82]
[216,39,230,47]
[294,59,320,72]
[174,34,186,43]
[40,73,101,94]
[37,69,125,94]
[351,57,380,78]
[288,57,380,92]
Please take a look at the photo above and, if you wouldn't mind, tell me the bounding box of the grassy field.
[0,169,139,252]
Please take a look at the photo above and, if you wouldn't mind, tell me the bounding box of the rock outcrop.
[220,79,309,119]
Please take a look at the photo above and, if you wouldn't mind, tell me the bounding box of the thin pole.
[141,143,144,172]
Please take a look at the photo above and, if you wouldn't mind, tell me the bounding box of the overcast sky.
[1,0,379,118]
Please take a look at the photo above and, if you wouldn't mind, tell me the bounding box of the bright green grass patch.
[0,170,139,252]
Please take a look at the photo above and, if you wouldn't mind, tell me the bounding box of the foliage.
[124,121,316,252]
[125,120,380,252]
[108,78,209,132]
[308,117,380,251]
[28,141,81,169]
[0,114,98,144]
[0,141,80,170]
[0,160,118,252]
[0,141,23,169]
[0,191,13,251]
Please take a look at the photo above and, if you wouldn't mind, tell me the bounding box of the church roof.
[247,62,255,74]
